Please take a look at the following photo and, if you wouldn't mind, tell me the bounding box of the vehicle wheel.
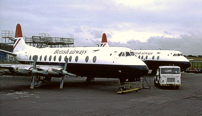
[154,78,157,86]
[175,86,179,89]
[157,80,160,87]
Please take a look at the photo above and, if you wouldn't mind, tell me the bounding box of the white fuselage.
[15,44,149,78]
[132,50,191,71]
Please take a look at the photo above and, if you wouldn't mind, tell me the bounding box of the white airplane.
[100,33,191,74]
[0,24,149,89]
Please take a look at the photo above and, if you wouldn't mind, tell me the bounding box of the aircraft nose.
[135,65,149,75]
[141,65,149,74]
[184,62,191,69]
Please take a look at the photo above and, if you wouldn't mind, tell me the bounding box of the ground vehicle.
[154,66,181,89]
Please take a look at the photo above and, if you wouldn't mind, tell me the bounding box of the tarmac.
[0,73,202,116]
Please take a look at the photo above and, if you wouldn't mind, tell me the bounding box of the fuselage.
[131,50,191,71]
[15,46,149,78]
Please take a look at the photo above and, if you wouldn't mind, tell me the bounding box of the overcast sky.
[0,0,202,55]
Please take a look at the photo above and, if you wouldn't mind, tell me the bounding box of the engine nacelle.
[17,69,31,75]
[47,70,62,77]
[31,69,48,76]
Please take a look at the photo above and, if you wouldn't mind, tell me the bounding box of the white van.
[154,66,181,89]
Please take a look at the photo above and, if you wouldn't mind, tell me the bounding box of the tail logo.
[13,39,21,50]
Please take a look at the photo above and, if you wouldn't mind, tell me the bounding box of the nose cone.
[181,57,191,70]
[181,61,191,71]
[137,65,149,75]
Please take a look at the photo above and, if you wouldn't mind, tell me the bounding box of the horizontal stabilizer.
[0,49,17,56]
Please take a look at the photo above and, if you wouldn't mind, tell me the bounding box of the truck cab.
[154,66,181,89]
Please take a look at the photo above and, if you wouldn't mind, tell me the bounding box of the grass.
[186,57,202,70]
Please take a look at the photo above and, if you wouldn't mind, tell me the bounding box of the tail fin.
[100,33,110,47]
[13,24,27,53]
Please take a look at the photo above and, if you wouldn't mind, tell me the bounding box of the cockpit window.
[118,52,131,57]
[130,52,135,56]
[122,52,125,56]
[173,54,183,56]
[119,52,122,57]
[126,52,131,56]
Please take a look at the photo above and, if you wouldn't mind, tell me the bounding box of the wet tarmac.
[0,73,202,116]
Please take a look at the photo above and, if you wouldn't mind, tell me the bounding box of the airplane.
[100,33,191,74]
[0,24,149,89]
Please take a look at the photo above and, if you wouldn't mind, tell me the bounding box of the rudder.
[13,24,27,53]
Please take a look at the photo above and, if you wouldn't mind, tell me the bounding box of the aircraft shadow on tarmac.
[0,76,121,92]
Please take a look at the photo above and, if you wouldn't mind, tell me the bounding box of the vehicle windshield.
[161,68,180,74]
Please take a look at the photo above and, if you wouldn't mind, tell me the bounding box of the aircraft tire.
[175,86,179,89]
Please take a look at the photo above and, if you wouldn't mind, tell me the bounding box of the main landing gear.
[117,77,142,94]
[85,76,94,84]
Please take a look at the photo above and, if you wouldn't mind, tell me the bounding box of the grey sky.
[0,0,202,55]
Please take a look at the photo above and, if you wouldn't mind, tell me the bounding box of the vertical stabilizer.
[13,24,27,53]
[100,33,110,47]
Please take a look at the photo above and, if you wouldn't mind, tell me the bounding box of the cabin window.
[64,56,67,61]
[75,56,78,62]
[126,52,131,56]
[32,55,38,61]
[44,55,47,61]
[59,55,62,61]
[40,55,42,61]
[118,52,122,57]
[146,56,148,59]
[85,56,89,62]
[54,56,56,61]
[29,55,31,60]
[157,56,160,60]
[138,56,140,59]
[141,56,144,59]
[93,56,97,63]
[152,56,155,60]
[69,56,72,62]
[36,56,38,61]
[64,56,68,62]
[49,55,52,61]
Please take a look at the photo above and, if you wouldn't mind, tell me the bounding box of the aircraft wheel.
[118,87,123,91]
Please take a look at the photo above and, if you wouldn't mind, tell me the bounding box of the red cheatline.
[13,39,21,50]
